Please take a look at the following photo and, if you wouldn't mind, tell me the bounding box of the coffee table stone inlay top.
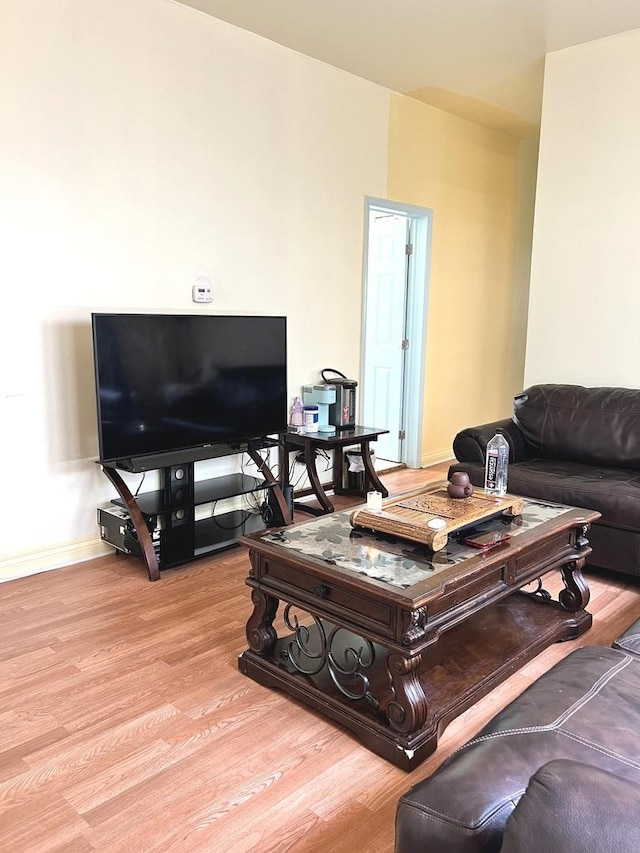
[238,488,600,770]
[261,498,572,591]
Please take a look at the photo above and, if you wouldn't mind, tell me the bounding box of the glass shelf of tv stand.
[111,473,271,515]
[107,473,272,572]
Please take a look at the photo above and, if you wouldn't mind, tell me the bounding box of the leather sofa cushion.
[499,459,640,530]
[395,645,640,853]
[513,384,640,469]
[500,760,640,853]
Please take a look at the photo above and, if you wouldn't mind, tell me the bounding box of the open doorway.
[360,198,432,469]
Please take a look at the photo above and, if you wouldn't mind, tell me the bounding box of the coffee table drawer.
[514,531,574,580]
[261,558,395,637]
[428,565,508,619]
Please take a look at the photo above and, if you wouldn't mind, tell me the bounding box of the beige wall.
[387,94,535,465]
[526,29,640,386]
[0,0,390,579]
[0,0,537,580]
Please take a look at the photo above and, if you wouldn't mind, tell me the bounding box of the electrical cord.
[207,476,263,532]
[212,506,255,531]
[260,499,274,526]
[241,446,279,485]
[318,448,333,472]
[241,450,275,522]
[133,472,146,498]
[245,488,267,514]
[291,462,309,490]
[290,447,334,490]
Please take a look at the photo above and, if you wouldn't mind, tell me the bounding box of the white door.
[360,198,432,470]
[361,211,410,463]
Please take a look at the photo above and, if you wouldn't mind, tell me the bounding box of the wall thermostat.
[192,282,213,303]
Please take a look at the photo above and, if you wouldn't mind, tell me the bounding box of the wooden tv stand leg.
[247,447,292,526]
[101,466,160,582]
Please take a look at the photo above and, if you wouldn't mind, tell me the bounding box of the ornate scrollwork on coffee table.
[282,604,376,702]
[401,606,429,645]
[522,523,592,613]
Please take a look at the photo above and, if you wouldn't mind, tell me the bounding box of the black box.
[97,503,159,560]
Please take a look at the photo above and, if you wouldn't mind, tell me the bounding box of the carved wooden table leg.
[245,589,279,655]
[559,556,590,613]
[382,651,428,736]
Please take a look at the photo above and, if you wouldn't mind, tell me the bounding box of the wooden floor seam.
[0,462,637,852]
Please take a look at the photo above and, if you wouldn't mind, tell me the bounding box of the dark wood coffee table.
[238,485,600,770]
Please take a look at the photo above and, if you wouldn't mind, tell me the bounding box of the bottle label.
[303,407,319,432]
[485,452,498,489]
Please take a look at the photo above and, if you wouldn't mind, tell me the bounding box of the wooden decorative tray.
[349,487,524,551]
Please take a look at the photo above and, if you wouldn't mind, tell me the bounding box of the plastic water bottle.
[485,430,509,496]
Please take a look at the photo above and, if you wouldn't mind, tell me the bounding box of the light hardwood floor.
[1,464,639,852]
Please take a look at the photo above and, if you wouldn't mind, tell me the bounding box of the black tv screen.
[92,313,287,468]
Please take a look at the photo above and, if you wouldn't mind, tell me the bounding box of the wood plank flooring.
[1,463,638,852]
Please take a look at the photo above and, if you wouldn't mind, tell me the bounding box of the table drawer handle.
[313,584,329,599]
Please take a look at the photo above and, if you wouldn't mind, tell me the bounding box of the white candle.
[367,490,383,511]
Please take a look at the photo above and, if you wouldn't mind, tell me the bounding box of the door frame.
[360,197,433,469]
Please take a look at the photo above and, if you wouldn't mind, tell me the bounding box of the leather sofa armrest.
[452,419,533,466]
[500,759,640,853]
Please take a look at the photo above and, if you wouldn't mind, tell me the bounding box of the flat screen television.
[91,313,287,471]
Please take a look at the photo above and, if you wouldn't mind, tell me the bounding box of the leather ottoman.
[395,621,640,852]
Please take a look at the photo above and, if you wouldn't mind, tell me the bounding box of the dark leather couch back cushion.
[513,384,640,469]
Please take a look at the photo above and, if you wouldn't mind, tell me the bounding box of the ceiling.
[174,0,640,137]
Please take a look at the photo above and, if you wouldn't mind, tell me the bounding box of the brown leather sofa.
[395,620,640,853]
[449,384,640,577]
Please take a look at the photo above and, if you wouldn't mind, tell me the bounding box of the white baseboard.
[0,538,111,584]
[420,450,454,468]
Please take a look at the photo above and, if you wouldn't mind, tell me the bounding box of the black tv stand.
[112,437,280,474]
[98,441,290,581]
